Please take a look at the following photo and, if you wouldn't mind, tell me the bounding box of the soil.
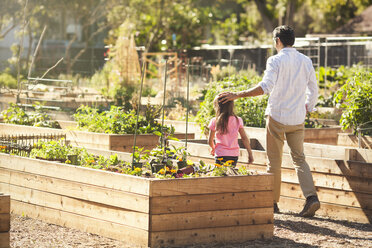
[10,211,372,248]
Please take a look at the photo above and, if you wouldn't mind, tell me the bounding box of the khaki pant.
[266,116,317,203]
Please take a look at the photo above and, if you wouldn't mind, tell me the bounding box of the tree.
[106,0,211,51]
[0,0,22,39]
[303,0,371,34]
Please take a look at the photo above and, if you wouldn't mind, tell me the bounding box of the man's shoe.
[274,203,280,213]
[299,195,320,217]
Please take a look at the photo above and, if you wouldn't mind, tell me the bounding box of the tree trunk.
[25,25,33,75]
[285,0,296,28]
[253,0,276,33]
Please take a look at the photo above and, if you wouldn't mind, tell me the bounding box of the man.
[219,25,320,217]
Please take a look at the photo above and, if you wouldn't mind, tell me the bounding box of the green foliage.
[316,66,371,107]
[142,85,157,97]
[29,139,145,175]
[131,147,150,163]
[30,139,78,161]
[318,65,368,89]
[306,0,370,34]
[73,105,167,135]
[196,75,265,135]
[1,103,60,128]
[333,72,372,135]
[234,94,268,128]
[197,69,342,131]
[107,0,212,51]
[304,116,325,129]
[92,60,137,110]
[316,94,335,108]
[0,72,17,89]
[5,137,258,178]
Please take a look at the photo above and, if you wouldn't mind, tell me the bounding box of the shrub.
[196,75,265,135]
[317,65,371,107]
[0,72,17,89]
[333,72,372,135]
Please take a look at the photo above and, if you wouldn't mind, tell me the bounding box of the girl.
[208,95,254,166]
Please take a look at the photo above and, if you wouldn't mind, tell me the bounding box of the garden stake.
[185,59,190,157]
[160,59,168,154]
[131,60,147,169]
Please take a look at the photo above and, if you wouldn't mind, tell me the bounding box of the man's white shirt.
[258,47,318,125]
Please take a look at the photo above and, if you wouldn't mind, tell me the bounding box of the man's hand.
[218,92,239,104]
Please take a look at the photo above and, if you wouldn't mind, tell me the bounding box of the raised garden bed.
[0,153,274,247]
[161,120,342,145]
[170,139,372,224]
[242,126,342,146]
[0,123,194,152]
[65,130,194,152]
[0,194,10,248]
[337,133,372,149]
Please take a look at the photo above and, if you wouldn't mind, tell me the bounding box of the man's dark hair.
[273,25,295,47]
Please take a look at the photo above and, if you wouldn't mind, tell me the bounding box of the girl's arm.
[238,128,254,164]
[208,130,216,156]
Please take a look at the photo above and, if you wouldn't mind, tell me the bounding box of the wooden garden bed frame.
[0,123,194,152]
[0,153,274,247]
[170,140,372,224]
[160,120,342,145]
[0,194,10,248]
[337,133,372,149]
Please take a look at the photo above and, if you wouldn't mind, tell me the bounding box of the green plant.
[1,103,60,128]
[3,138,258,179]
[73,105,167,135]
[304,116,325,129]
[316,66,371,107]
[318,65,368,89]
[131,147,150,163]
[30,139,70,161]
[142,85,157,97]
[333,72,372,135]
[0,72,17,89]
[196,75,264,135]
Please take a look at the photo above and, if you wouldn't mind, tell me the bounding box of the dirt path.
[10,211,372,248]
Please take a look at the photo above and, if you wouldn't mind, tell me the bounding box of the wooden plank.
[0,153,151,195]
[247,164,372,193]
[0,182,149,230]
[150,224,273,247]
[284,142,346,159]
[0,213,10,232]
[250,150,364,177]
[280,168,372,194]
[279,196,372,224]
[150,191,273,214]
[11,200,149,247]
[279,154,372,178]
[150,174,273,197]
[0,195,10,214]
[0,169,150,213]
[302,158,372,179]
[0,123,65,136]
[280,182,372,209]
[0,232,9,248]
[346,148,372,163]
[176,140,372,179]
[151,207,273,232]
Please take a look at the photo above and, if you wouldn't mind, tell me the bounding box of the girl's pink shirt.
[208,116,244,157]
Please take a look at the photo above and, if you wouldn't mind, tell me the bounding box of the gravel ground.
[10,211,372,248]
